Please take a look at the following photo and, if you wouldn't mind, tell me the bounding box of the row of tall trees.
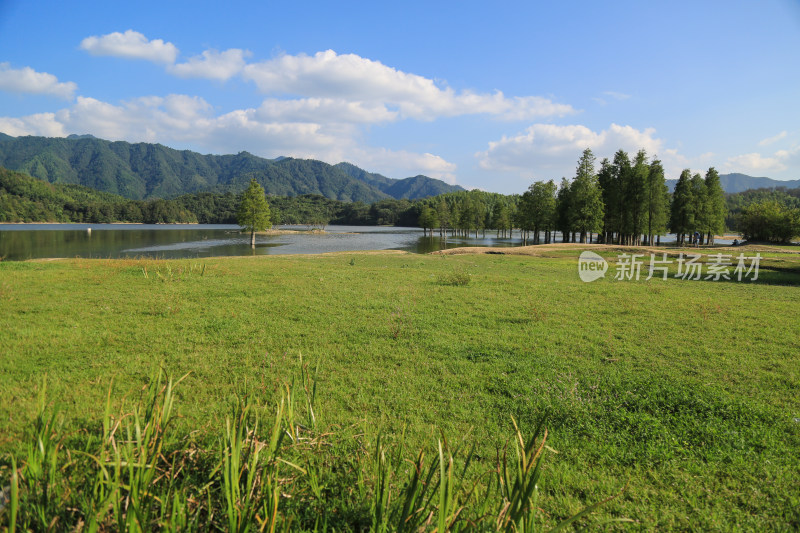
[596,149,671,246]
[507,148,727,246]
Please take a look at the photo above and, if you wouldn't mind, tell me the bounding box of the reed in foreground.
[0,360,624,531]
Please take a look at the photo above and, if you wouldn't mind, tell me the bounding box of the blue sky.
[0,0,798,193]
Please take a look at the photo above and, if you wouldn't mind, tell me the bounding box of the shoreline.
[18,241,798,263]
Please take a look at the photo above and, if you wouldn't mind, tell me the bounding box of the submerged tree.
[417,206,439,236]
[237,178,272,247]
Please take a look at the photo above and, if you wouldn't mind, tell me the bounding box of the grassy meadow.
[0,245,799,530]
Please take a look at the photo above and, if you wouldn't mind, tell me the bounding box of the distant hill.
[0,135,461,203]
[335,162,464,199]
[666,173,800,193]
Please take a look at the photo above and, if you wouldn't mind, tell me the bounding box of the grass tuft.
[1,358,618,531]
[436,267,471,286]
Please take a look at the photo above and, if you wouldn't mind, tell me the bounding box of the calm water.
[0,224,738,261]
[0,224,526,260]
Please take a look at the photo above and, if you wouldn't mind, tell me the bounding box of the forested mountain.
[0,134,460,203]
[666,173,800,193]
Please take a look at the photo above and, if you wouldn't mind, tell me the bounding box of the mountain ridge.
[0,134,464,202]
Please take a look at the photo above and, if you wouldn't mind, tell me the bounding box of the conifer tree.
[645,157,669,245]
[703,167,726,244]
[237,178,271,247]
[569,149,605,243]
[670,170,694,245]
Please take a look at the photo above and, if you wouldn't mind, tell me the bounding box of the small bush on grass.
[437,268,471,286]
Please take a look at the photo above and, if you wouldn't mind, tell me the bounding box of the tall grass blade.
[9,455,18,533]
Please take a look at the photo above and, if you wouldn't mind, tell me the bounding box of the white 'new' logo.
[578,251,607,282]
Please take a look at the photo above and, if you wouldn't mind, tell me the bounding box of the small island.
[250,227,327,235]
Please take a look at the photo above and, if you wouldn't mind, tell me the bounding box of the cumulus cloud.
[725,146,800,175]
[50,95,212,143]
[0,63,76,99]
[775,146,800,167]
[476,123,664,178]
[242,50,574,122]
[80,30,179,64]
[0,113,66,137]
[75,41,572,129]
[168,48,250,81]
[255,98,398,124]
[346,148,458,183]
[726,153,784,173]
[0,95,217,145]
[0,95,343,157]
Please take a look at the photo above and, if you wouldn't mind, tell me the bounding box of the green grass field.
[1,246,799,530]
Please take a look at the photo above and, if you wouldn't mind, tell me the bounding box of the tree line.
[0,167,199,223]
[415,148,729,247]
[5,160,799,243]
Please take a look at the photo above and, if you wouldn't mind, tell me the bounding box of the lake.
[0,224,739,261]
[0,224,527,260]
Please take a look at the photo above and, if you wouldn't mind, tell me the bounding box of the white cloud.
[758,131,788,147]
[724,146,800,175]
[0,63,76,99]
[476,123,664,178]
[346,147,458,183]
[208,108,344,157]
[725,153,785,173]
[46,95,212,143]
[0,113,66,137]
[255,98,398,124]
[168,49,250,81]
[775,146,800,167]
[242,50,574,122]
[80,30,179,64]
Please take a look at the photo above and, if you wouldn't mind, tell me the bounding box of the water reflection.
[0,224,526,260]
[0,225,244,260]
[0,224,733,261]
